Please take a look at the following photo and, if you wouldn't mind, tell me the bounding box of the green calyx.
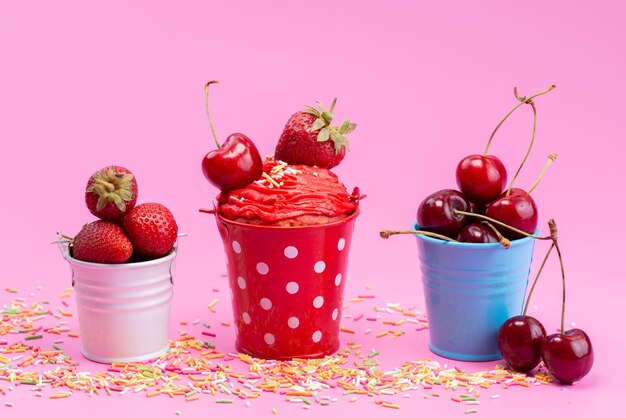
[302,98,356,154]
[87,166,135,212]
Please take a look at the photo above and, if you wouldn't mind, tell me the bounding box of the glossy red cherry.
[457,223,498,243]
[417,189,470,238]
[456,155,507,205]
[541,329,594,384]
[202,133,263,192]
[200,81,263,192]
[498,315,546,372]
[485,188,537,239]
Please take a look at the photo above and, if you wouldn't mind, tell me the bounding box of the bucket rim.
[412,223,539,249]
[59,240,177,269]
[217,207,360,231]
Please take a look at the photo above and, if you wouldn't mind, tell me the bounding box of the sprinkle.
[340,327,355,334]
[262,172,281,188]
[465,409,478,414]
[24,334,42,341]
[5,402,15,407]
[208,299,219,309]
[272,408,279,415]
[215,399,233,404]
[381,402,400,409]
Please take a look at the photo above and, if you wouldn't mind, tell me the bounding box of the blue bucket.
[415,225,536,361]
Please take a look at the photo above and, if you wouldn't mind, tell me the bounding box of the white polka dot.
[313,296,324,308]
[264,333,275,345]
[335,273,342,286]
[232,241,241,253]
[314,261,326,273]
[288,317,300,329]
[256,262,269,275]
[312,330,322,343]
[338,238,346,251]
[284,246,298,259]
[332,308,339,320]
[260,298,272,310]
[237,276,247,290]
[242,312,251,324]
[286,282,299,294]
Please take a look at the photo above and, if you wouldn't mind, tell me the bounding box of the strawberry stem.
[483,84,556,156]
[204,81,221,149]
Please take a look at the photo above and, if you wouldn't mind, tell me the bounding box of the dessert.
[217,158,358,227]
[202,88,361,359]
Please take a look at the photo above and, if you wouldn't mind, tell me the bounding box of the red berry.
[71,220,133,264]
[123,203,178,259]
[275,99,356,169]
[85,166,138,221]
[456,155,507,205]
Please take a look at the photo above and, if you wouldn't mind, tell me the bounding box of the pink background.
[1,1,625,416]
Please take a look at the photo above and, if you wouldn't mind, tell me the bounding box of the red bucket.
[215,209,359,359]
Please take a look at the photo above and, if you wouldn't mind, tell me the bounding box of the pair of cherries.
[499,315,594,384]
[498,219,593,384]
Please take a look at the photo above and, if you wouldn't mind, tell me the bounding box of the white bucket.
[58,240,175,363]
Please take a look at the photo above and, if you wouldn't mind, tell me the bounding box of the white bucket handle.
[57,233,75,286]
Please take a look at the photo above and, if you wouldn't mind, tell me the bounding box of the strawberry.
[71,220,133,264]
[85,165,138,221]
[122,203,178,258]
[274,98,356,169]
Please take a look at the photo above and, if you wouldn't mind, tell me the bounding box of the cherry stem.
[204,81,221,149]
[452,209,551,240]
[483,84,556,156]
[379,229,458,242]
[528,153,557,194]
[522,242,554,315]
[548,219,567,334]
[480,221,510,248]
[199,208,217,215]
[506,101,537,195]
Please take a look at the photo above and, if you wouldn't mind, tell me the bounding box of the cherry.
[485,188,538,239]
[541,329,594,384]
[457,223,498,243]
[416,189,470,238]
[200,81,263,192]
[498,315,546,372]
[456,155,507,205]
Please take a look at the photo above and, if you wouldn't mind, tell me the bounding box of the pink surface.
[1,1,624,417]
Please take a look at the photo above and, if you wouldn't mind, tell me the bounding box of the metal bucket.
[215,209,359,360]
[58,240,175,363]
[415,225,535,361]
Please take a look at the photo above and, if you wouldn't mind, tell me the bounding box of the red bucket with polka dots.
[215,209,359,359]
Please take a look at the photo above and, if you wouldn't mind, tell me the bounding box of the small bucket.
[58,240,176,363]
[415,225,535,361]
[215,210,359,360]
